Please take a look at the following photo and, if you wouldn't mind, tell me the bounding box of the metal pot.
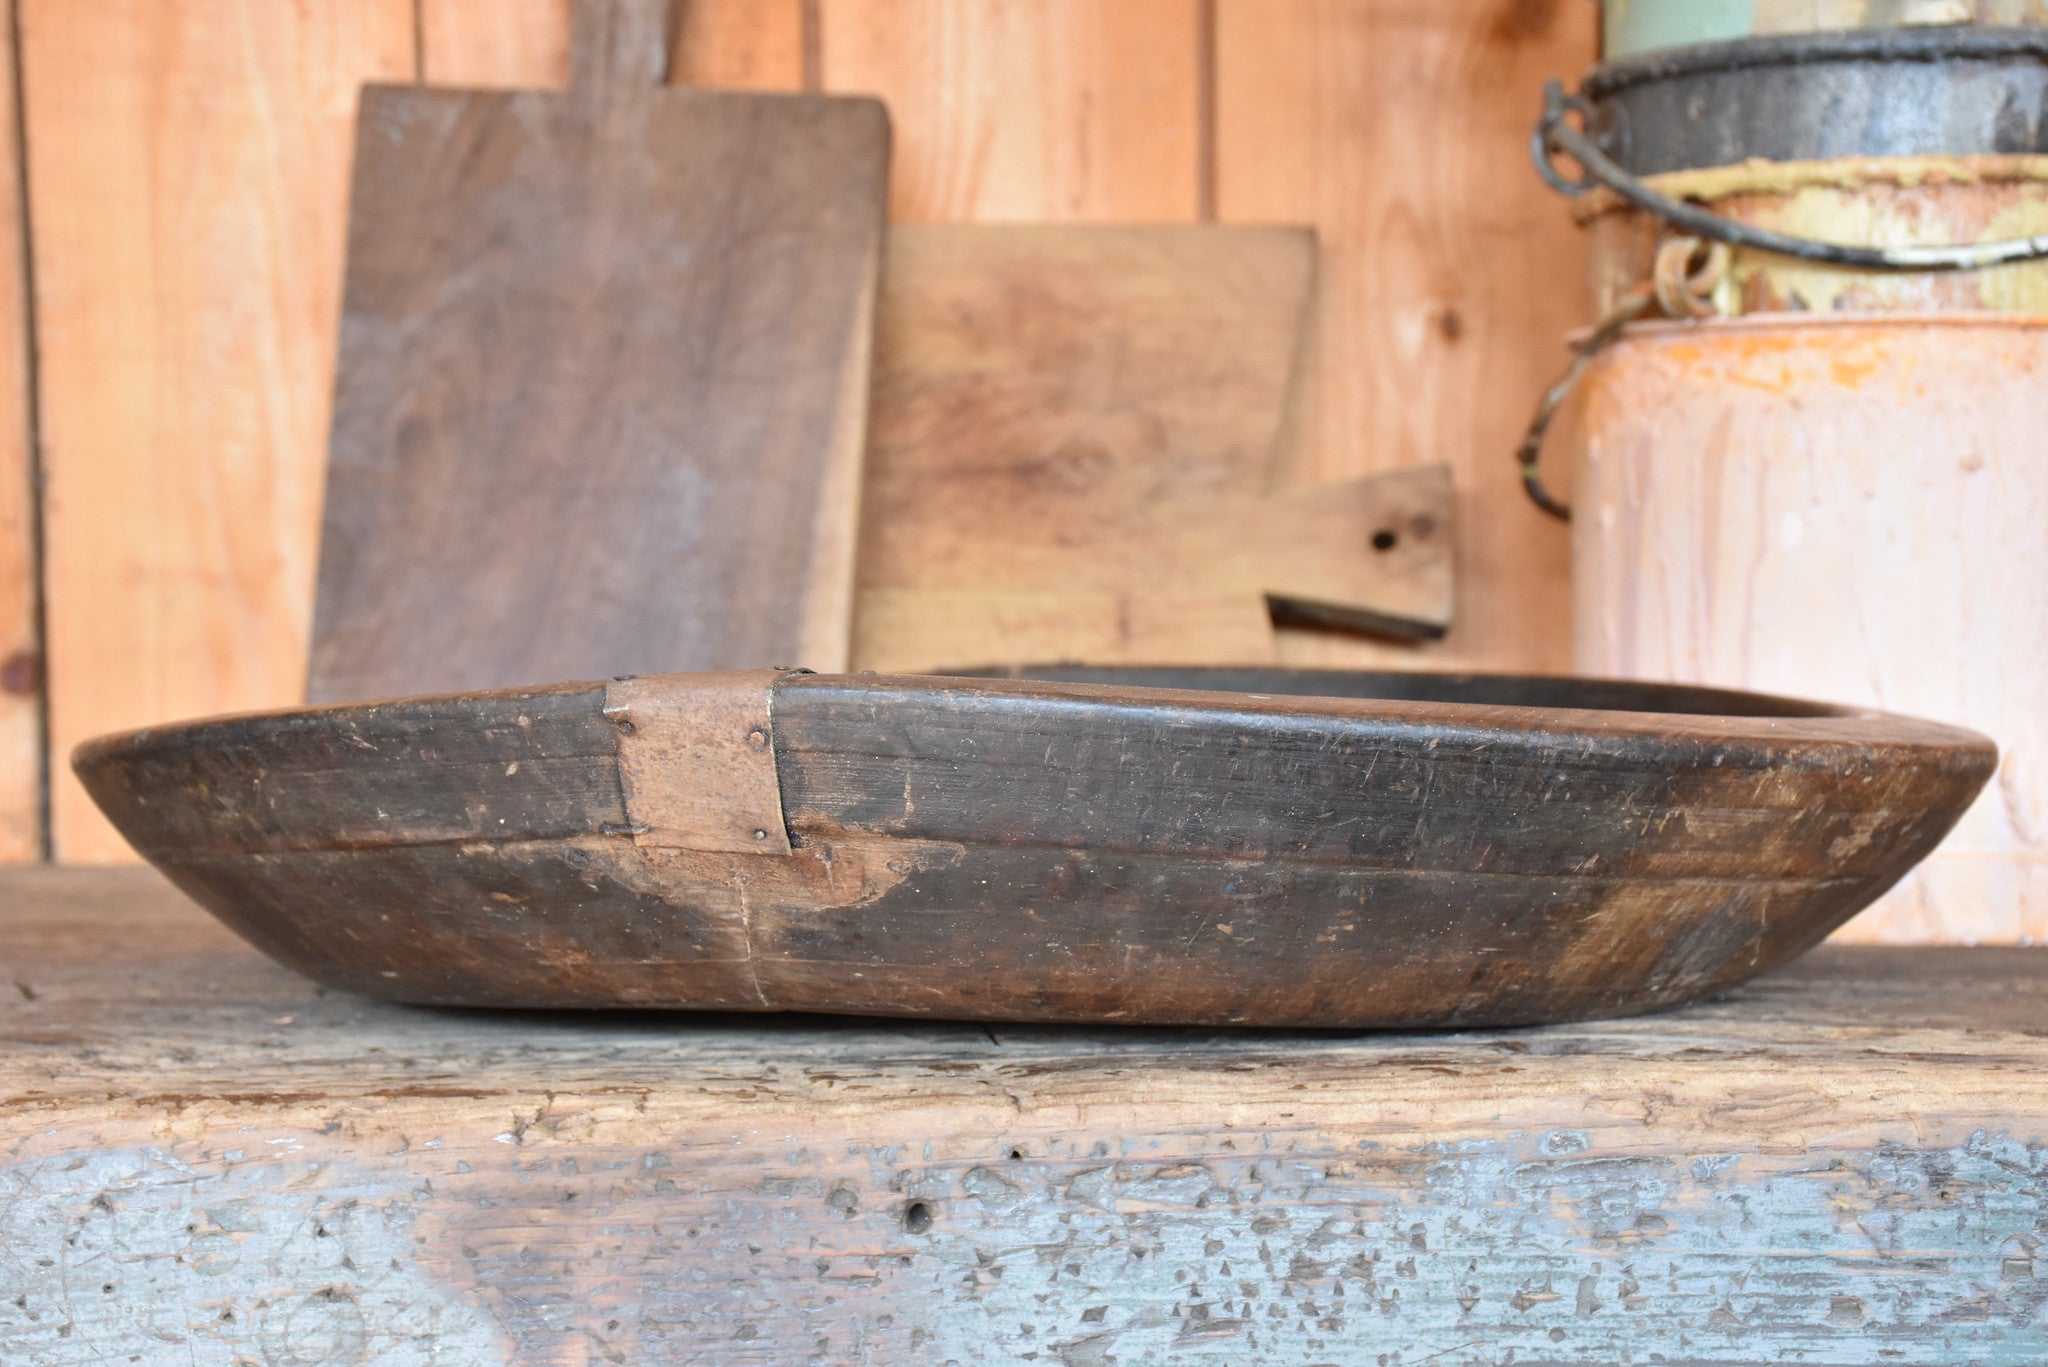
[1586,26,2048,174]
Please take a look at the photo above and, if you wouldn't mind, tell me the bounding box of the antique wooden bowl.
[74,667,1993,1028]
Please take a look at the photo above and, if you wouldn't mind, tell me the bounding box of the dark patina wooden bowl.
[74,667,1993,1028]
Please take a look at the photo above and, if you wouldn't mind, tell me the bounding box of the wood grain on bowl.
[72,668,1995,1027]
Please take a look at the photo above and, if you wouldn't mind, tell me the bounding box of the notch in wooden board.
[308,19,888,704]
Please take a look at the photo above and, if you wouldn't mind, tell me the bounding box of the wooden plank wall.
[4,1,1593,863]
[0,2,36,865]
[21,1,415,864]
[1216,0,1587,674]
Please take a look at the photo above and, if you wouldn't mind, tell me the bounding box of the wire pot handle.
[1515,236,1728,522]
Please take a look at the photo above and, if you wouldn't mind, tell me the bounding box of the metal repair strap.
[602,669,807,855]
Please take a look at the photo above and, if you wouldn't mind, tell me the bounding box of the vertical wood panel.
[24,0,415,861]
[674,0,806,88]
[818,0,1202,221]
[1216,0,1593,673]
[0,0,38,862]
[419,0,804,90]
[419,0,568,86]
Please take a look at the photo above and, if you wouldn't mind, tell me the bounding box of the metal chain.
[1516,237,1729,521]
[1533,80,2048,272]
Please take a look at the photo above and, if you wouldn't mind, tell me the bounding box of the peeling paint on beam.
[3,1128,2044,1365]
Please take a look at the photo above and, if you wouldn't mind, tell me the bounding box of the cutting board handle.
[571,0,678,93]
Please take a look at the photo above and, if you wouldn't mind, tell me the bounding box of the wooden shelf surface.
[3,866,2046,1364]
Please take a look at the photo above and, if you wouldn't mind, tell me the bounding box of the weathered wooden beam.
[3,867,2045,1363]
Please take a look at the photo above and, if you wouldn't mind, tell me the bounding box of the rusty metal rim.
[1591,310,2048,343]
[1569,153,2048,224]
[1523,310,2048,519]
[1583,25,2048,99]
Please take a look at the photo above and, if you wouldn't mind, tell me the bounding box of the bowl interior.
[981,666,1845,720]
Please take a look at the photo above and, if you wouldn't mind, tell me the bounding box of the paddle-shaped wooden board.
[308,0,887,704]
[853,224,1453,672]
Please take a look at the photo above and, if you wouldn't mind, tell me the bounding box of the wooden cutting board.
[853,224,1453,672]
[307,0,888,704]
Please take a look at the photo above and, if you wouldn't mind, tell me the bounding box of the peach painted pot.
[1570,314,2048,944]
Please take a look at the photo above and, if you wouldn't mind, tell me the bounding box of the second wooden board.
[854,224,1450,672]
